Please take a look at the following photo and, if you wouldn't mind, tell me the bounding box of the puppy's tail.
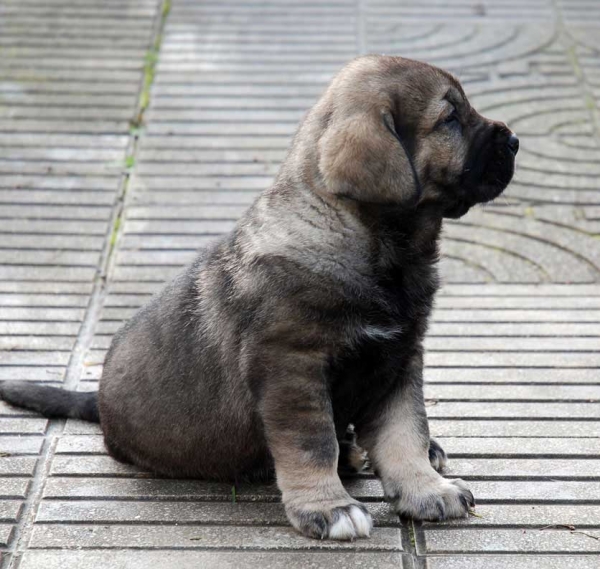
[0,381,99,423]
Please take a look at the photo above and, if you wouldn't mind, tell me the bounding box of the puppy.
[0,55,518,541]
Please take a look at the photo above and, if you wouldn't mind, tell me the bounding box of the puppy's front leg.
[359,353,475,520]
[256,350,372,540]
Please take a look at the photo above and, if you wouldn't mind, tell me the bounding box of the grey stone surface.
[423,384,600,401]
[425,504,600,527]
[35,500,401,527]
[462,480,600,502]
[1,0,600,568]
[445,458,600,479]
[423,528,600,553]
[426,556,600,569]
[429,420,600,438]
[29,524,403,551]
[19,551,405,569]
[427,402,600,419]
[434,437,600,457]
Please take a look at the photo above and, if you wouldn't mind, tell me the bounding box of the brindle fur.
[0,55,517,540]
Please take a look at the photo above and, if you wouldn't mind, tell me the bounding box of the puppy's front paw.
[285,500,373,540]
[428,438,447,472]
[385,474,474,521]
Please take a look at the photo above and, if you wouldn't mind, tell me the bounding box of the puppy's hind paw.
[429,438,447,472]
[286,501,373,540]
[338,439,369,476]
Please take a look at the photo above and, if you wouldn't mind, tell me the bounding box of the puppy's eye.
[444,111,459,125]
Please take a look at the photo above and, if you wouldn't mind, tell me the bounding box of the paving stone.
[0,478,29,499]
[439,284,600,297]
[42,477,384,501]
[0,437,43,455]
[435,296,600,309]
[55,435,109,454]
[426,337,600,351]
[63,420,102,435]
[429,420,600,438]
[0,322,81,336]
[431,309,600,322]
[0,308,85,322]
[0,352,71,366]
[425,504,600,527]
[0,337,75,351]
[424,385,600,401]
[0,419,47,435]
[428,322,600,337]
[0,501,21,523]
[0,293,90,308]
[19,551,405,569]
[423,528,600,553]
[35,500,401,527]
[435,437,600,457]
[466,480,600,502]
[425,368,600,384]
[0,457,37,476]
[0,524,14,547]
[29,524,402,550]
[427,402,600,420]
[426,556,600,569]
[425,353,600,368]
[0,367,65,381]
[445,458,600,479]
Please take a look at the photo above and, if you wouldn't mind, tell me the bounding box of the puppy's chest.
[346,280,435,354]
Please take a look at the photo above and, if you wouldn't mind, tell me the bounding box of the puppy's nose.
[507,133,519,155]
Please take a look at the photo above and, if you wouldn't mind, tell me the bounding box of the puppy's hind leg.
[429,438,447,472]
[254,347,372,541]
[338,426,369,476]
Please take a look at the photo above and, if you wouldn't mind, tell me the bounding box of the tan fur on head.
[318,107,419,204]
[316,57,420,204]
[289,54,515,217]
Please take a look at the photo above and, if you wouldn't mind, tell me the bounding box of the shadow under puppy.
[0,55,518,540]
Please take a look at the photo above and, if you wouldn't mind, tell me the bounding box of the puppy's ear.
[318,108,420,204]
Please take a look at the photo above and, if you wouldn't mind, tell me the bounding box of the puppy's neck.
[332,197,444,262]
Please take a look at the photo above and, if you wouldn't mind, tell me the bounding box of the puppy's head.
[313,55,518,219]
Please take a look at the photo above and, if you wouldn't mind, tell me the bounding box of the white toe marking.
[348,505,372,537]
[328,512,356,540]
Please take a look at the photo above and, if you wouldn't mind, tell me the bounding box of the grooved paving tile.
[1,0,600,567]
[427,557,600,569]
[0,0,162,563]
[422,528,600,553]
[18,551,406,569]
[29,524,403,550]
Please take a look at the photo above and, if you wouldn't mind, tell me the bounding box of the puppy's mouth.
[443,128,518,219]
[443,200,473,219]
